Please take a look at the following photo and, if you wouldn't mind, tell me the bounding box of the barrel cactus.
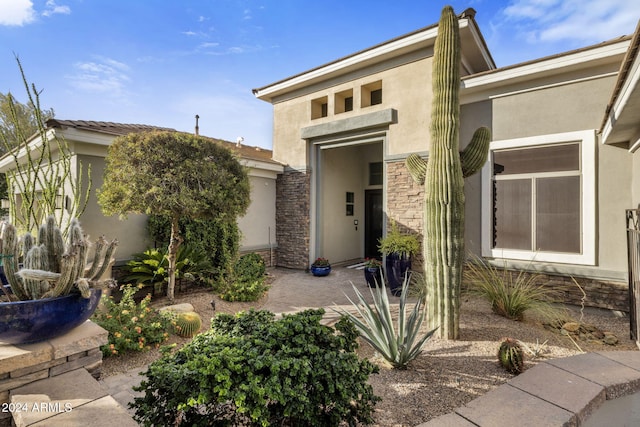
[0,215,117,301]
[173,311,202,338]
[405,6,491,339]
[498,338,525,374]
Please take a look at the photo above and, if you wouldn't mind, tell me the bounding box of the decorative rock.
[562,322,581,333]
[603,333,618,345]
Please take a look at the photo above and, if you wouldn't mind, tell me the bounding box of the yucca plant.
[336,272,438,369]
[463,254,565,322]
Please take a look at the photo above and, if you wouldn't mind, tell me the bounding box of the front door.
[365,189,383,259]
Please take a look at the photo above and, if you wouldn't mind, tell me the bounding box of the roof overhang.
[600,21,640,150]
[461,37,630,104]
[253,9,495,103]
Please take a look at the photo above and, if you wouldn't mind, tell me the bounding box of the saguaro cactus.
[0,216,117,301]
[405,6,491,339]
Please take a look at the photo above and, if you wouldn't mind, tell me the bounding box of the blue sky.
[1,0,639,149]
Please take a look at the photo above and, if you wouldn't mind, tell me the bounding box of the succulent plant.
[497,338,525,374]
[174,311,202,338]
[404,6,491,339]
[0,215,117,301]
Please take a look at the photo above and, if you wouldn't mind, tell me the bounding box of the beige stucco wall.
[479,73,632,278]
[76,153,151,263]
[237,174,278,251]
[633,149,640,207]
[271,54,435,168]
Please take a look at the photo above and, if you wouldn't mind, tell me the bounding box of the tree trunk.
[166,216,183,301]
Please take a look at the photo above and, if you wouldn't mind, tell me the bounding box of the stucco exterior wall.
[237,174,278,252]
[270,54,435,169]
[76,153,151,263]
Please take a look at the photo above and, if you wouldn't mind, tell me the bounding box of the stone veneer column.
[385,160,425,269]
[276,169,310,269]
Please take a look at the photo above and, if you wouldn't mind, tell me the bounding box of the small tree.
[0,56,89,234]
[98,130,250,301]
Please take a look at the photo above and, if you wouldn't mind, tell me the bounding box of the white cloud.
[42,0,70,17]
[0,0,35,26]
[501,0,640,44]
[67,56,131,96]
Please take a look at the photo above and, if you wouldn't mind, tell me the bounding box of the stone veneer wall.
[276,169,311,269]
[386,161,425,269]
[0,322,107,427]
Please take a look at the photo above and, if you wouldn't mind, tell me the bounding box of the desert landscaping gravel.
[101,277,637,427]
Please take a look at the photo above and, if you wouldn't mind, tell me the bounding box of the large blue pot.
[385,253,411,296]
[0,283,102,345]
[310,265,332,277]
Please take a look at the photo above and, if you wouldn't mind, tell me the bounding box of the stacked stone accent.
[0,321,107,427]
[386,160,425,269]
[276,169,311,269]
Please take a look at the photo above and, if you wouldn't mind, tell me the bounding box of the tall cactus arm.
[2,223,28,300]
[405,154,428,185]
[460,127,491,178]
[88,239,118,281]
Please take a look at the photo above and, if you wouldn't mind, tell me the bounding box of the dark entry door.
[365,189,383,259]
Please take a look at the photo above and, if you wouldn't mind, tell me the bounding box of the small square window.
[334,89,354,114]
[361,81,382,108]
[311,96,329,119]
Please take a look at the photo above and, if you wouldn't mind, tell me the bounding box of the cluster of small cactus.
[497,338,525,374]
[404,6,491,339]
[173,311,202,338]
[0,216,117,301]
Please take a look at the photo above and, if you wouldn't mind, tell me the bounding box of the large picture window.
[481,130,596,265]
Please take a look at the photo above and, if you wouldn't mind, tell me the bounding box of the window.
[334,89,353,114]
[361,81,382,108]
[369,162,383,186]
[346,192,354,216]
[481,130,596,265]
[311,96,328,119]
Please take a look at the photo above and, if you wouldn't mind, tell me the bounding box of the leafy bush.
[93,284,172,357]
[131,309,380,426]
[219,253,268,302]
[233,252,265,282]
[464,255,565,321]
[148,214,239,280]
[336,272,438,369]
[121,244,213,290]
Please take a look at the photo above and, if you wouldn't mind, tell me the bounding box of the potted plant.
[363,258,383,287]
[0,216,117,344]
[310,257,331,277]
[378,221,419,295]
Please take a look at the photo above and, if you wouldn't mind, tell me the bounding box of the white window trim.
[481,130,596,265]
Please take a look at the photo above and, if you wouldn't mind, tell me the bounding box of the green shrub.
[148,214,239,280]
[233,252,266,282]
[121,244,213,290]
[219,253,268,302]
[336,272,438,369]
[131,309,380,426]
[464,254,565,322]
[93,284,172,357]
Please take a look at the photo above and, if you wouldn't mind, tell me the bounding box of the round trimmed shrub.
[131,309,380,426]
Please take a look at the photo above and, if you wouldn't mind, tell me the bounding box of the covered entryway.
[313,140,383,264]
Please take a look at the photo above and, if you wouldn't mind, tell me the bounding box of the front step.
[10,368,137,427]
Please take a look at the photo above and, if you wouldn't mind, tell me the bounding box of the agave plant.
[336,272,438,369]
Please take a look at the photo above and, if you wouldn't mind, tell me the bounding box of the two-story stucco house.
[253,8,640,312]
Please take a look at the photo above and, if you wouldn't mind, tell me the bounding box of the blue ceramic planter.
[364,267,383,287]
[385,253,411,296]
[0,286,102,345]
[310,265,331,277]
